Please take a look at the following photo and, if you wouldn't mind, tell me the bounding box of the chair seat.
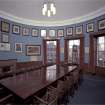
[57,80,65,99]
[0,94,13,105]
[33,86,57,105]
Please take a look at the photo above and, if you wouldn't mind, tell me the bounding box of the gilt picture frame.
[49,30,56,38]
[12,25,20,35]
[1,21,10,33]
[26,45,41,56]
[98,19,105,30]
[75,25,83,35]
[22,27,30,36]
[15,43,23,53]
[1,33,9,43]
[57,29,64,37]
[0,43,10,51]
[86,23,94,33]
[66,27,73,36]
[31,28,38,37]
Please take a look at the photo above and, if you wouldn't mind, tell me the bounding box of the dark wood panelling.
[56,40,60,64]
[64,39,68,63]
[0,59,17,73]
[83,63,90,74]
[89,35,95,74]
[16,61,42,70]
[96,67,105,76]
[80,37,84,69]
[43,39,47,64]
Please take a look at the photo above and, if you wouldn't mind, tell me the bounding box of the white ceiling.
[0,0,105,22]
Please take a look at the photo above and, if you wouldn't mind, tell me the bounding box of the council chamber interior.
[0,0,105,105]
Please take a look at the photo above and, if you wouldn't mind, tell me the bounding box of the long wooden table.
[0,65,77,103]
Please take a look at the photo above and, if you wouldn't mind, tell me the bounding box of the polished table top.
[0,65,77,100]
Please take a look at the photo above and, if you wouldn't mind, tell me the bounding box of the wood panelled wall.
[16,61,42,70]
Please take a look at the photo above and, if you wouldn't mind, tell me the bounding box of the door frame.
[64,36,84,69]
[43,39,60,65]
[89,31,105,75]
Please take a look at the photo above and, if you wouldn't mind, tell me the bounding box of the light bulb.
[42,8,46,15]
[50,3,54,12]
[47,10,51,17]
[44,3,47,11]
[52,6,56,15]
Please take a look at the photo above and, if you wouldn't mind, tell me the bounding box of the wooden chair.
[0,87,3,91]
[33,86,57,105]
[57,79,65,104]
[66,74,75,99]
[0,94,13,105]
[72,70,79,88]
[0,86,14,105]
[70,69,79,94]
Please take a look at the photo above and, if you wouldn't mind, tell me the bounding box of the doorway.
[43,39,60,64]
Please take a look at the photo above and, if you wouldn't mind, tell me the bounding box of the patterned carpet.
[67,74,105,105]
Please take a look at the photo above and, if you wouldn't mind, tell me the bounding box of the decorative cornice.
[0,6,105,27]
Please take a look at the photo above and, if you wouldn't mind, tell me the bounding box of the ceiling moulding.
[0,6,105,27]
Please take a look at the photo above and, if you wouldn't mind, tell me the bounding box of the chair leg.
[70,85,75,97]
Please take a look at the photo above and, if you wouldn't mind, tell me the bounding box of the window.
[68,40,80,64]
[97,36,105,67]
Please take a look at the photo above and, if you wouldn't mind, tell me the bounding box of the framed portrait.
[22,27,30,36]
[41,29,47,37]
[26,45,41,56]
[49,30,56,37]
[15,43,22,53]
[66,27,73,36]
[0,43,10,51]
[57,29,64,37]
[98,19,105,30]
[1,34,9,43]
[31,28,38,37]
[76,25,83,35]
[86,23,94,32]
[12,25,20,35]
[1,21,10,33]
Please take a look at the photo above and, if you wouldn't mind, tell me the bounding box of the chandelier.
[42,0,56,17]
